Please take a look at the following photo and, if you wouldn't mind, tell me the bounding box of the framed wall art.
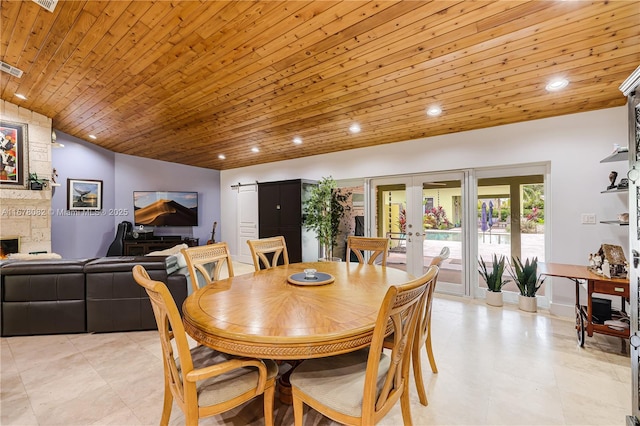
[67,178,103,211]
[0,121,28,188]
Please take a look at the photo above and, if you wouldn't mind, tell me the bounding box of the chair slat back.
[346,236,390,266]
[247,236,289,271]
[182,242,234,293]
[362,265,437,423]
[132,265,193,405]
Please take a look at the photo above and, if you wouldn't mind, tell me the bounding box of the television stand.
[123,237,199,256]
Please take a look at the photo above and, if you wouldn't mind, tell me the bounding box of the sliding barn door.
[236,184,259,264]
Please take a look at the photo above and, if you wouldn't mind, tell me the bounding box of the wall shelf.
[599,147,628,163]
[599,220,629,226]
[600,188,629,193]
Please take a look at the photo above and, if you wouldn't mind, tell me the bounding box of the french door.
[368,171,470,296]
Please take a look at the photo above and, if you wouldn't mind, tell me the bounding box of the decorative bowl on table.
[287,269,335,286]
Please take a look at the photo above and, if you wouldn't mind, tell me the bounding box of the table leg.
[277,360,302,405]
[574,279,585,347]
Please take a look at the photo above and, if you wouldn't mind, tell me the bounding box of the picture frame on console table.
[67,178,103,211]
[0,120,28,188]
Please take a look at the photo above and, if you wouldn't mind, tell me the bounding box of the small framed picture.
[67,178,103,211]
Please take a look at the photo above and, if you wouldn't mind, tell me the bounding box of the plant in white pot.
[303,176,350,261]
[509,256,545,312]
[478,254,510,307]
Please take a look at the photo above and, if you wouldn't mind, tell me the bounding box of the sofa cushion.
[84,256,188,333]
[2,259,93,275]
[3,301,85,336]
[83,256,171,273]
[147,243,188,268]
[3,273,85,302]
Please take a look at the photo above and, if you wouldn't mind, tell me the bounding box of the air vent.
[0,61,23,78]
[32,0,58,12]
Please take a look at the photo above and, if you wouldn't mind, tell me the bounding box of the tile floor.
[1,290,631,425]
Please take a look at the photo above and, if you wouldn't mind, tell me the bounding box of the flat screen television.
[133,191,198,226]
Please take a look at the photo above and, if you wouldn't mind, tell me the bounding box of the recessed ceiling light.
[15,93,26,100]
[349,123,361,134]
[251,147,260,153]
[88,134,97,140]
[293,136,302,145]
[218,154,226,160]
[545,78,569,92]
[426,106,442,117]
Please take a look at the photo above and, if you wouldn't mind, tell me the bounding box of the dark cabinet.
[258,179,317,263]
[123,237,198,256]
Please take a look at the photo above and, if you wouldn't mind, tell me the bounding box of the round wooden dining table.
[182,261,414,360]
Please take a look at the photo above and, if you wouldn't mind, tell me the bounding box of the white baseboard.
[549,302,575,318]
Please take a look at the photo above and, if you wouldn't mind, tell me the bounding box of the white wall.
[220,107,629,315]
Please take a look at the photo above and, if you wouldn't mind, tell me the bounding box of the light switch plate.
[581,213,596,224]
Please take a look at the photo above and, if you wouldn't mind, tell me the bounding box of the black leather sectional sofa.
[0,256,188,337]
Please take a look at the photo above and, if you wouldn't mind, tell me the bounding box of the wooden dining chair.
[289,266,436,426]
[132,265,277,426]
[424,246,450,375]
[346,236,390,266]
[247,236,289,271]
[382,247,447,407]
[181,242,234,293]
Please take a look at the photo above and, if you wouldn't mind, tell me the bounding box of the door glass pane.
[477,176,545,295]
[376,184,407,268]
[520,182,546,296]
[422,181,463,289]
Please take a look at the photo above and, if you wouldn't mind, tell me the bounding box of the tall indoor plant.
[509,256,545,312]
[303,176,349,261]
[478,254,510,307]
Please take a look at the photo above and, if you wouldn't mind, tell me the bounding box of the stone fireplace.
[0,236,19,259]
[0,100,53,254]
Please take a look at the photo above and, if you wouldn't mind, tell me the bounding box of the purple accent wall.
[114,153,220,244]
[51,132,220,258]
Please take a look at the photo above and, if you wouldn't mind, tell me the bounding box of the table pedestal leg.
[277,360,302,405]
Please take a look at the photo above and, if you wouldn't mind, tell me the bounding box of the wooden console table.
[539,262,629,348]
[123,237,198,255]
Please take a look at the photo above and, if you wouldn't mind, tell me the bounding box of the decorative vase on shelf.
[518,295,537,313]
[486,291,503,307]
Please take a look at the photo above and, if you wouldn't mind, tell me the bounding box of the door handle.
[631,333,640,349]
[633,250,639,269]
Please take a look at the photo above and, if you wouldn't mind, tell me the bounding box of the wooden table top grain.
[182,261,414,360]
[540,262,629,284]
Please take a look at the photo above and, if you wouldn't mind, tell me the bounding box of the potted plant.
[509,256,545,312]
[478,254,510,307]
[303,176,349,261]
[28,173,48,190]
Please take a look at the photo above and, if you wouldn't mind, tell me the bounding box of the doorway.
[368,171,468,296]
[367,165,547,300]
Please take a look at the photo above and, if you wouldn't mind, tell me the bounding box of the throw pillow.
[146,243,188,268]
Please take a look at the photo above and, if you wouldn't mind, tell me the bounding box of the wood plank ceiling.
[1,1,639,170]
